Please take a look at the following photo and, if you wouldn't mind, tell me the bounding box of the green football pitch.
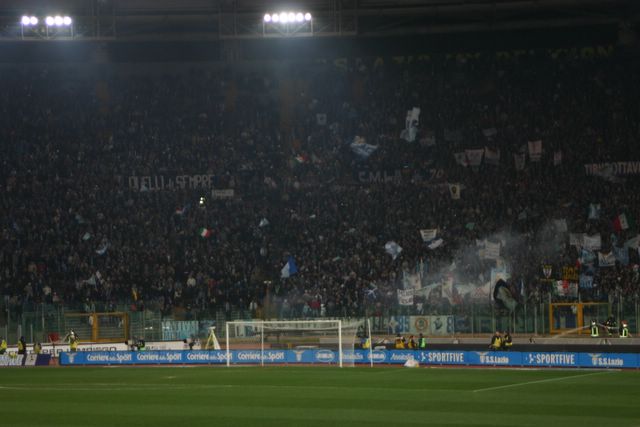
[1,366,639,427]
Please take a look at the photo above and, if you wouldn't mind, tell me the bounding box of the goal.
[63,312,129,343]
[549,302,610,335]
[225,320,361,367]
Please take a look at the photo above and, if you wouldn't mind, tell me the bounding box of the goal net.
[225,320,361,367]
[63,312,129,343]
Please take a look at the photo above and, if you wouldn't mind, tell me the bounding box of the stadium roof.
[0,0,637,41]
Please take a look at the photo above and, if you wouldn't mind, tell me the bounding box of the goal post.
[225,319,361,367]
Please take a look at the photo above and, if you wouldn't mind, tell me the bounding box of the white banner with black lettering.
[583,234,602,251]
[397,289,414,306]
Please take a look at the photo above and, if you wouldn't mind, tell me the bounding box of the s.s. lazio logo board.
[475,352,511,365]
[586,353,625,367]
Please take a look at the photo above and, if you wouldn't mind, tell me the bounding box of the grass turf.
[1,366,639,427]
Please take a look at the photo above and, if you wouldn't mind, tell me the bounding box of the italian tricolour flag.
[613,213,630,232]
[199,228,212,238]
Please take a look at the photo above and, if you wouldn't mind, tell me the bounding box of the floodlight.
[54,16,63,26]
[288,12,295,22]
[305,13,312,21]
[279,12,287,23]
[21,16,30,26]
[264,14,271,22]
[45,16,54,26]
[295,13,304,22]
[272,13,279,22]
[30,16,38,25]
[63,16,72,26]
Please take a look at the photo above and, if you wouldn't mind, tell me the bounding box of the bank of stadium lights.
[263,12,312,24]
[19,14,74,39]
[263,11,313,37]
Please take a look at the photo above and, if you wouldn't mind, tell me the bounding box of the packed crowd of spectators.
[1,47,639,323]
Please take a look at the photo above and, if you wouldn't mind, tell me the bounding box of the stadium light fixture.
[21,16,38,26]
[20,14,73,39]
[42,15,74,39]
[264,11,312,25]
[262,11,313,37]
[45,15,73,27]
[20,15,40,39]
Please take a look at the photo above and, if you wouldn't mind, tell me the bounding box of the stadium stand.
[1,46,639,340]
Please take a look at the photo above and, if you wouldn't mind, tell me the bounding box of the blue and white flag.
[350,136,378,159]
[597,251,616,268]
[280,256,298,278]
[579,248,596,265]
[365,284,378,300]
[400,107,420,142]
[95,241,109,256]
[427,238,444,250]
[613,246,629,266]
[384,241,403,260]
[579,274,594,289]
[588,203,601,220]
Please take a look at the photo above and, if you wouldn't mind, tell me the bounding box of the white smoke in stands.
[531,220,566,262]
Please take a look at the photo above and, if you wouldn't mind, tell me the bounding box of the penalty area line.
[472,370,614,393]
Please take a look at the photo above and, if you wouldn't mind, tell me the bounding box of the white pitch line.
[0,384,234,392]
[473,370,613,393]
